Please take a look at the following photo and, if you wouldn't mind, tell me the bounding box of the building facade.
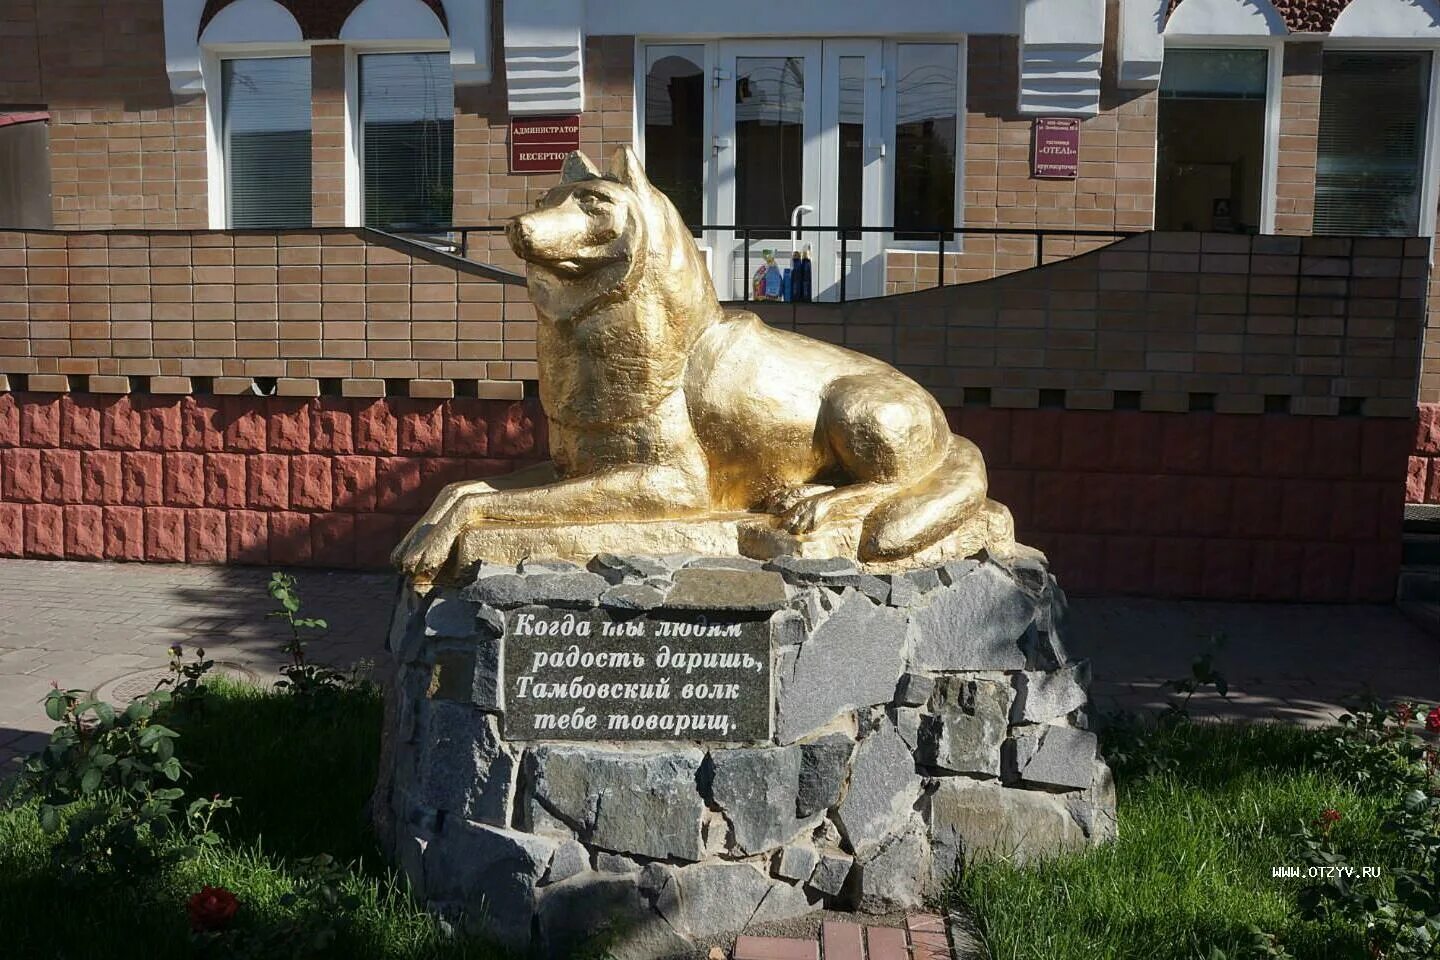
[0,0,1437,600]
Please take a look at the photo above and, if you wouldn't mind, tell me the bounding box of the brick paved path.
[732,914,951,960]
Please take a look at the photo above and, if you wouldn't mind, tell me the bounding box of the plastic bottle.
[763,253,783,300]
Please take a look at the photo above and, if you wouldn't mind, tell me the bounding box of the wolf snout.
[505,217,532,258]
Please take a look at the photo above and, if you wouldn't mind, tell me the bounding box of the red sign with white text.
[1032,117,1080,179]
[510,115,581,173]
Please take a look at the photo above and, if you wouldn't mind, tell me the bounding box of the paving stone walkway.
[0,557,1436,771]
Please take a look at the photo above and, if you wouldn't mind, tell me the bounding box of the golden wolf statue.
[393,147,1010,580]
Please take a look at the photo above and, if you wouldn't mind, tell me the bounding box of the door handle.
[790,204,815,250]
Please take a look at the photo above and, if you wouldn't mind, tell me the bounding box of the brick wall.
[0,392,545,567]
[0,0,207,229]
[0,228,535,397]
[311,45,347,228]
[1275,43,1321,235]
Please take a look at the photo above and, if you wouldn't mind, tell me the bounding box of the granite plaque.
[502,606,771,742]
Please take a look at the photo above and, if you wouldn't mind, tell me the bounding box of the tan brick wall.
[0,229,533,399]
[1275,43,1322,235]
[1,0,208,230]
[311,45,348,228]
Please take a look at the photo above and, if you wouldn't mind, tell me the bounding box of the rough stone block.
[928,778,1088,880]
[0,394,18,447]
[588,553,672,583]
[855,814,929,912]
[376,457,423,513]
[102,505,144,560]
[82,450,122,504]
[1013,661,1090,724]
[398,399,445,456]
[0,503,21,556]
[776,590,906,743]
[354,399,399,455]
[356,512,406,567]
[916,676,1013,776]
[544,838,589,885]
[163,452,205,507]
[247,453,289,510]
[144,506,186,562]
[664,568,788,611]
[909,563,1035,671]
[2,448,40,502]
[706,745,802,854]
[290,454,333,511]
[659,861,811,942]
[807,849,853,896]
[186,509,227,563]
[834,718,921,856]
[180,397,225,452]
[310,512,355,566]
[222,397,268,453]
[138,398,183,451]
[796,733,853,818]
[268,511,312,565]
[1008,724,1099,790]
[444,399,489,457]
[599,582,666,610]
[204,453,247,509]
[227,509,268,564]
[121,451,164,506]
[63,504,104,560]
[894,672,934,707]
[268,398,311,453]
[775,843,819,882]
[524,747,706,862]
[61,396,101,449]
[20,395,61,447]
[40,449,81,503]
[100,396,142,450]
[465,572,609,609]
[331,456,377,512]
[538,872,688,960]
[24,503,64,558]
[310,402,354,455]
[424,818,556,949]
[406,700,516,825]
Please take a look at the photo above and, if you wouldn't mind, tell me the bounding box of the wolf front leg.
[393,462,710,579]
[389,461,560,569]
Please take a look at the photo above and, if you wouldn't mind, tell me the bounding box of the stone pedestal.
[373,549,1115,959]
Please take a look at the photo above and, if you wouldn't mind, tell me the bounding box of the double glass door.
[710,40,885,301]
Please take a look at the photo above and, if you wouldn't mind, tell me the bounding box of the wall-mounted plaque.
[1032,117,1080,179]
[510,114,581,173]
[502,607,772,742]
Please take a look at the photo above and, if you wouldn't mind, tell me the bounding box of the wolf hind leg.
[858,434,988,561]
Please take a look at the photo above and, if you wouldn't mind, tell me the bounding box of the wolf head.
[506,146,721,330]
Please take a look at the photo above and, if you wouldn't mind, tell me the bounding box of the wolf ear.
[560,151,601,183]
[607,146,650,189]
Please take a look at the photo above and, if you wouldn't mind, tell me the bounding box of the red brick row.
[1036,533,1400,602]
[0,393,546,459]
[952,407,1412,481]
[993,470,1402,544]
[1409,455,1440,504]
[0,448,517,515]
[0,502,414,569]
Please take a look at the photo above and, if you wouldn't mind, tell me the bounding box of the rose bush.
[187,885,240,933]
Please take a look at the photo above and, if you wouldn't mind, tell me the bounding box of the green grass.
[949,721,1398,960]
[0,679,505,960]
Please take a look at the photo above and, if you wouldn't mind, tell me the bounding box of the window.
[644,45,705,228]
[1156,48,1269,233]
[1315,51,1432,237]
[0,113,53,228]
[222,57,312,229]
[360,52,454,230]
[735,56,807,239]
[894,43,959,239]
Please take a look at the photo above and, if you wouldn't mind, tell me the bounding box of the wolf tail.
[859,433,1006,562]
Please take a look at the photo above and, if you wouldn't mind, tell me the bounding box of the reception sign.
[510,114,581,173]
[1032,117,1080,179]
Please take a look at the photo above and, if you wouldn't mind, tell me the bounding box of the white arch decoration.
[1165,0,1288,35]
[1331,0,1440,37]
[339,0,447,43]
[199,0,303,45]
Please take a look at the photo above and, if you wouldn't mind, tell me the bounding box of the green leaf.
[43,693,68,723]
[92,701,116,726]
[153,787,184,801]
[80,766,102,795]
[158,757,182,782]
[38,804,60,833]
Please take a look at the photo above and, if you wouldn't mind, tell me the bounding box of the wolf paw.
[780,493,835,534]
[760,484,835,515]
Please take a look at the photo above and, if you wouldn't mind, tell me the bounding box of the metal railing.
[404,224,1141,304]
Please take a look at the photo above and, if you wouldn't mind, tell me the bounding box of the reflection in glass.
[736,56,805,239]
[361,52,454,231]
[894,44,957,239]
[644,46,706,229]
[837,56,864,240]
[223,57,312,229]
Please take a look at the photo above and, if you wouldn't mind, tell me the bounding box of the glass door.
[819,40,883,301]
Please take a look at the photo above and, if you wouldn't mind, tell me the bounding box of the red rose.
[1427,708,1440,734]
[187,885,239,933]
[1319,808,1341,826]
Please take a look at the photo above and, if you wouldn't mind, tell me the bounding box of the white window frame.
[202,43,314,230]
[1158,35,1285,235]
[343,39,453,229]
[1319,37,1440,245]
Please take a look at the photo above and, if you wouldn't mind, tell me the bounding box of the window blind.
[222,57,312,229]
[1314,51,1432,237]
[361,52,455,231]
